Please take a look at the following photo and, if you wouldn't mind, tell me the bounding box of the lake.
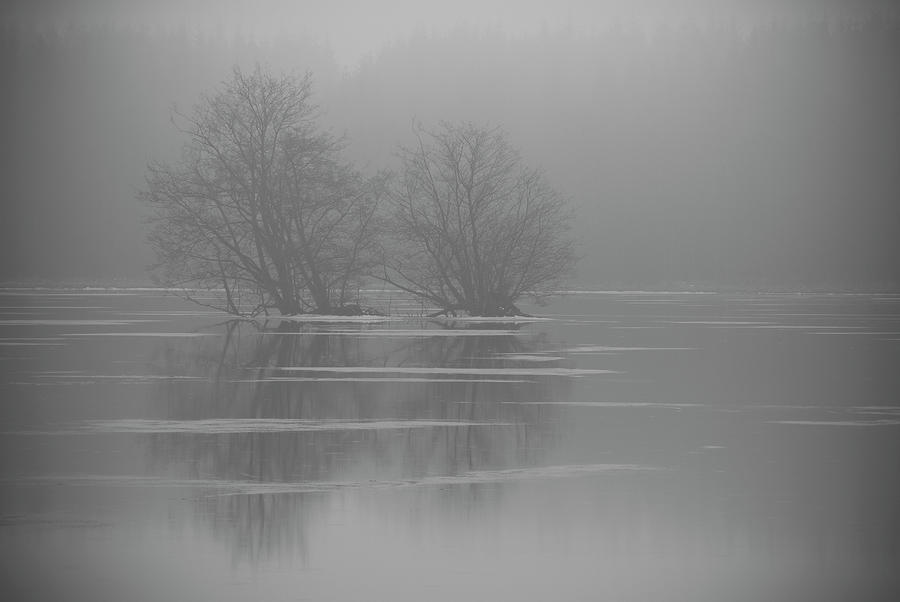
[1,288,899,601]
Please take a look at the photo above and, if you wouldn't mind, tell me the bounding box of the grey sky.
[3,0,898,286]
[5,0,895,67]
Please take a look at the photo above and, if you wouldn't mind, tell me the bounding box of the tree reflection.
[146,319,573,563]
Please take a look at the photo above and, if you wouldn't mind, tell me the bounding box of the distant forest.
[3,16,899,289]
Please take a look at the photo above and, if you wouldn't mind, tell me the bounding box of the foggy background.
[3,0,899,290]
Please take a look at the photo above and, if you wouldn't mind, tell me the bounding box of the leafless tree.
[383,122,577,316]
[142,66,381,316]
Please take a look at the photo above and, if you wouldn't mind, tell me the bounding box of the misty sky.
[2,0,899,288]
[6,0,895,66]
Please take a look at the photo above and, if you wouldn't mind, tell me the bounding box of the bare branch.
[384,122,577,316]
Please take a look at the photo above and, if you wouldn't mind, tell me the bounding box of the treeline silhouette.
[3,16,899,289]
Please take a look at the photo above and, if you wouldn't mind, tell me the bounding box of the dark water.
[1,289,899,601]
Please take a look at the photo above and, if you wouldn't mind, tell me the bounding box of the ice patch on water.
[232,377,532,383]
[626,300,699,305]
[24,418,515,435]
[412,463,658,486]
[31,373,205,383]
[431,316,552,323]
[565,319,633,324]
[540,314,618,319]
[0,319,156,326]
[558,290,715,295]
[670,321,774,325]
[813,331,900,336]
[261,329,526,337]
[117,311,223,317]
[275,366,616,377]
[272,315,399,323]
[769,420,900,427]
[746,325,829,329]
[8,381,95,386]
[6,463,657,494]
[0,306,113,310]
[847,406,900,416]
[670,321,869,330]
[0,337,66,346]
[755,312,876,317]
[558,345,695,352]
[66,332,220,338]
[501,401,702,409]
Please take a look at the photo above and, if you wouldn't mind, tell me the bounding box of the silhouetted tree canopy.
[383,122,577,316]
[142,66,381,316]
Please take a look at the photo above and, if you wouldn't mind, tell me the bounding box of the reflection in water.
[2,291,899,601]
[144,320,576,565]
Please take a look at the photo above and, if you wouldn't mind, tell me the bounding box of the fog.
[3,6,900,599]
[3,0,899,289]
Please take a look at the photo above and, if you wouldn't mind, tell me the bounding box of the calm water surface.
[1,289,899,601]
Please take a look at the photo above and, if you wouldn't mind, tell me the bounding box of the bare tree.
[383,122,577,316]
[142,66,381,316]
